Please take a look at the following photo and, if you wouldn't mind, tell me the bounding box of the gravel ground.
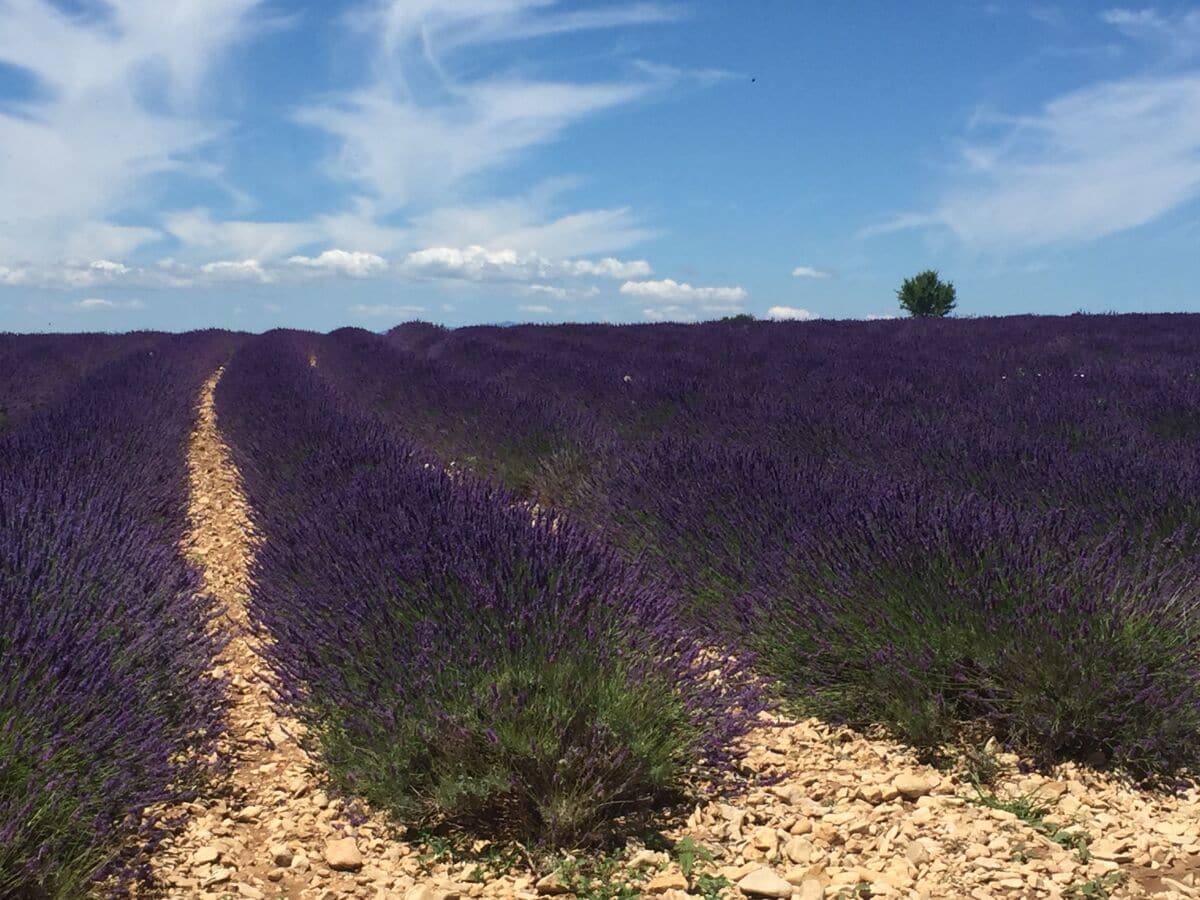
[144,372,1200,900]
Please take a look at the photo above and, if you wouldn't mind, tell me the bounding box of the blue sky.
[1,0,1199,332]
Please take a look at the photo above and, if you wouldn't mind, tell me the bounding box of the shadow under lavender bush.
[217,333,763,848]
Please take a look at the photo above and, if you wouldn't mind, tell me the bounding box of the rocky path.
[150,371,426,898]
[144,370,1200,899]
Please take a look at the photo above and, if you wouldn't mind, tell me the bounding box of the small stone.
[737,867,794,898]
[405,887,448,900]
[201,867,232,887]
[269,844,293,868]
[629,849,667,868]
[797,879,826,899]
[535,872,570,895]
[237,885,264,899]
[906,842,932,866]
[785,836,815,865]
[1090,838,1134,863]
[193,846,222,866]
[752,825,779,851]
[894,772,937,799]
[324,837,363,871]
[234,805,262,822]
[266,869,285,882]
[646,872,689,893]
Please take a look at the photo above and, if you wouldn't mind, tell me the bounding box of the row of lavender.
[213,331,762,847]
[0,333,236,897]
[0,332,166,433]
[318,316,1200,783]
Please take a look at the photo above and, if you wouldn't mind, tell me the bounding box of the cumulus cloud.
[619,278,748,303]
[287,249,389,278]
[0,245,652,292]
[766,305,818,321]
[2,259,160,289]
[791,265,833,279]
[563,257,652,278]
[401,245,651,283]
[199,259,275,283]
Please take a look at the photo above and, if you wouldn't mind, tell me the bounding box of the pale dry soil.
[146,371,1200,899]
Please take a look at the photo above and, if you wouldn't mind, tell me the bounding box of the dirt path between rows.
[149,370,426,899]
[143,369,1200,900]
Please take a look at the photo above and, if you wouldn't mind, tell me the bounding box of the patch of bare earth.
[148,370,431,898]
[636,715,1200,899]
[144,370,1200,899]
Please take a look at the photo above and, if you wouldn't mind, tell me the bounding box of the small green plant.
[961,741,1004,787]
[834,883,873,899]
[553,852,648,900]
[971,783,1052,824]
[466,845,522,882]
[1009,841,1035,864]
[1064,871,1127,898]
[413,830,462,872]
[674,836,714,878]
[969,784,1092,862]
[896,269,956,317]
[695,873,731,899]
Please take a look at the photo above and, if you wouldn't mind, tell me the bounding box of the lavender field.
[3,314,1200,897]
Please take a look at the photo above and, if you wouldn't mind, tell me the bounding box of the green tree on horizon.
[897,270,957,317]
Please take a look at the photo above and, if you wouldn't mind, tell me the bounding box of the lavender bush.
[0,333,237,898]
[318,328,597,503]
[216,332,762,846]
[382,314,1200,782]
[0,332,165,432]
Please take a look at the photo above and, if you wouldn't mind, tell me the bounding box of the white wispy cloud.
[409,199,657,259]
[518,303,554,314]
[162,209,324,261]
[1102,7,1200,60]
[73,297,145,311]
[348,303,427,317]
[0,0,266,263]
[766,305,817,321]
[524,284,600,300]
[791,265,833,279]
[1,0,698,306]
[295,2,675,211]
[869,72,1200,250]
